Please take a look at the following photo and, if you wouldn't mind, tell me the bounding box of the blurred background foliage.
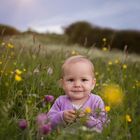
[1,21,140,54]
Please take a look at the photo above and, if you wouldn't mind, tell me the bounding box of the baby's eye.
[67,79,74,82]
[82,78,88,82]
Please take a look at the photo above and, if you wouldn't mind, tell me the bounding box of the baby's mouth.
[72,90,83,93]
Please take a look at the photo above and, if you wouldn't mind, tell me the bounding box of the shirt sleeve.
[47,97,65,129]
[86,97,107,132]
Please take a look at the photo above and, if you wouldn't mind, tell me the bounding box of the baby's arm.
[47,98,65,129]
[47,98,76,129]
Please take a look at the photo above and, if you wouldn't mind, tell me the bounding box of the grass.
[0,34,140,140]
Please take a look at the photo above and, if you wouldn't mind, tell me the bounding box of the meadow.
[0,34,140,140]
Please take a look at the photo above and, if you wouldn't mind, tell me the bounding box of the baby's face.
[61,61,95,101]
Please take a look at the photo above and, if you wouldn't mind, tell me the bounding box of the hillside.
[0,24,21,36]
[0,22,140,55]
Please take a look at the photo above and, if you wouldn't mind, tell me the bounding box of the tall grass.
[0,34,140,140]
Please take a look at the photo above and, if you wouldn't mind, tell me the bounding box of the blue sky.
[0,0,140,33]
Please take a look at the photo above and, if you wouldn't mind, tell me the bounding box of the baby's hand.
[78,111,86,118]
[63,110,76,123]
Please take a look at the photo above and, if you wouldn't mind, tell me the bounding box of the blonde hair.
[61,55,95,77]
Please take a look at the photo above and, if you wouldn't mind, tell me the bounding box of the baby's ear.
[58,78,63,87]
[92,78,96,90]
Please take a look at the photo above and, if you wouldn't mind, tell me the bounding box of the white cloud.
[31,24,64,34]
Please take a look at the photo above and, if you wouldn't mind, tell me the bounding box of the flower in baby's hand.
[39,123,52,135]
[18,119,27,130]
[85,107,91,114]
[74,108,82,118]
[75,108,91,124]
[44,95,54,103]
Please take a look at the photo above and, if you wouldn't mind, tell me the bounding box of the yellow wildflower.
[114,59,119,64]
[71,50,76,55]
[27,99,32,105]
[10,71,14,75]
[126,114,132,122]
[85,107,91,114]
[13,62,17,66]
[15,69,22,75]
[7,43,14,48]
[132,86,135,89]
[105,106,111,112]
[96,83,99,87]
[95,72,99,76]
[102,47,108,51]
[15,74,22,82]
[1,70,4,74]
[0,61,2,65]
[122,64,127,69]
[101,84,123,105]
[102,83,107,87]
[108,61,113,65]
[102,38,107,42]
[1,42,5,46]
[136,81,140,87]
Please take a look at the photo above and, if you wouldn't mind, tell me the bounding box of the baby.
[47,55,106,132]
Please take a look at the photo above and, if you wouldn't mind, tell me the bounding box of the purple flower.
[36,113,48,126]
[44,95,54,103]
[39,123,52,135]
[18,119,27,130]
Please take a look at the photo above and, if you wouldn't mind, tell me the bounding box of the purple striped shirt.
[47,93,107,131]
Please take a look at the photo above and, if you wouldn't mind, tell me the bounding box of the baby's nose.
[74,81,81,87]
